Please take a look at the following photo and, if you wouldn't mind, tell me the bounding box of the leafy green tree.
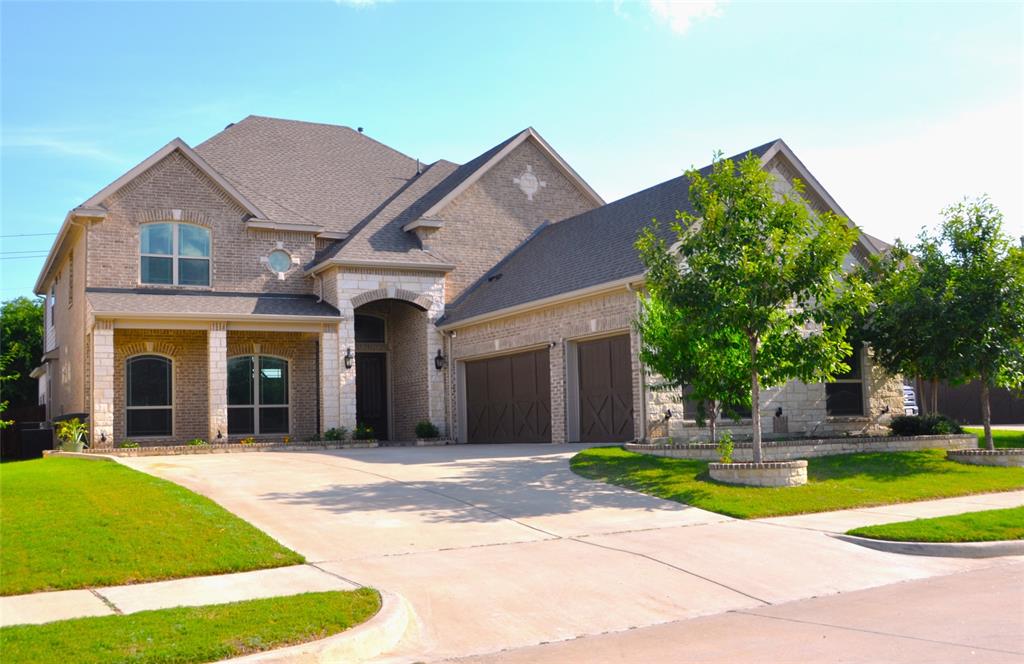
[634,289,750,442]
[1,297,44,428]
[939,198,1024,448]
[638,153,867,462]
[859,198,1023,448]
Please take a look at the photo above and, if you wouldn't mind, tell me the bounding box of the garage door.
[578,335,635,443]
[465,349,551,443]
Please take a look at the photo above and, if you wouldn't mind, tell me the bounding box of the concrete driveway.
[121,445,1016,662]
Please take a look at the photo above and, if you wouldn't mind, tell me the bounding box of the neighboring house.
[32,116,902,447]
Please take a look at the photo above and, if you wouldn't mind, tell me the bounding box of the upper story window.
[140,223,211,286]
[48,283,56,327]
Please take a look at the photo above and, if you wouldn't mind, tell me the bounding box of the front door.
[356,353,388,440]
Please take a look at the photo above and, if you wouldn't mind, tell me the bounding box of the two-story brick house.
[33,116,902,448]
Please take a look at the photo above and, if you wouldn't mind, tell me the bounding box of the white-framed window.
[126,355,173,437]
[826,344,865,416]
[48,283,56,327]
[227,355,289,435]
[140,223,211,286]
[261,243,297,280]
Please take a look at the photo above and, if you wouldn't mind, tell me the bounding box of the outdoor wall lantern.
[775,407,783,417]
[100,432,107,444]
[434,349,446,371]
[663,409,672,421]
[217,429,223,440]
[344,347,353,370]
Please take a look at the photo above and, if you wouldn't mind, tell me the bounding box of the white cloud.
[1,130,126,165]
[800,97,1024,245]
[646,0,725,34]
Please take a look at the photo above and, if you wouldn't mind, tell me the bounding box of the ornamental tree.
[637,153,867,462]
[634,290,750,443]
[0,297,44,428]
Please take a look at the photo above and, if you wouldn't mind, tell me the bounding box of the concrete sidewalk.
[0,564,357,627]
[758,489,1024,533]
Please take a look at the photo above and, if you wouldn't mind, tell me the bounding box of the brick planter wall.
[626,433,976,462]
[947,449,1024,467]
[708,460,807,487]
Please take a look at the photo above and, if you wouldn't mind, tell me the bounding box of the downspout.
[446,330,455,442]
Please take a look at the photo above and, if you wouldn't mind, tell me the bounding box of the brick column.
[549,342,566,444]
[91,320,115,447]
[338,305,357,431]
[208,323,228,442]
[320,323,341,432]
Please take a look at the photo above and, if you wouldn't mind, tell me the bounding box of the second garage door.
[465,349,551,443]
[578,335,635,443]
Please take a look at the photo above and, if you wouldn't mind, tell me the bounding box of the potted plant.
[55,418,89,453]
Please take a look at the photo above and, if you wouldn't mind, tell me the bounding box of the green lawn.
[964,427,1024,448]
[570,447,1024,519]
[0,589,380,664]
[847,506,1024,542]
[0,458,303,596]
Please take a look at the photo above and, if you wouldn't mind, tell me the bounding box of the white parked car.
[903,385,919,416]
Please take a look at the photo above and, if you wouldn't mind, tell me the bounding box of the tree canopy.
[1,296,44,427]
[637,152,867,461]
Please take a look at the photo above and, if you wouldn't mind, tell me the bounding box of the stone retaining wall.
[708,460,807,487]
[627,433,976,462]
[947,448,1024,467]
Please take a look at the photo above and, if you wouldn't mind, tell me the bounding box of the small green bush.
[353,423,375,440]
[118,440,140,449]
[889,414,964,437]
[323,427,348,441]
[716,432,734,464]
[415,420,440,439]
[186,438,208,446]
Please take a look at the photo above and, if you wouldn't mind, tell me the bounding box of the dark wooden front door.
[578,335,635,442]
[465,349,551,443]
[356,353,388,440]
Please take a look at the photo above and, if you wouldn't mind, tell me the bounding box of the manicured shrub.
[186,438,208,446]
[352,423,375,440]
[889,414,964,437]
[118,440,140,449]
[323,427,348,441]
[415,420,439,439]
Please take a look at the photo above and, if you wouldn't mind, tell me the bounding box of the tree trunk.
[709,400,718,444]
[749,334,763,463]
[980,376,993,450]
[930,377,939,415]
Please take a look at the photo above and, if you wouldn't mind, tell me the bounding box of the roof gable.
[80,138,267,219]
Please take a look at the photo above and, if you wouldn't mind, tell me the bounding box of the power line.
[0,255,48,260]
[0,232,58,238]
[0,250,52,255]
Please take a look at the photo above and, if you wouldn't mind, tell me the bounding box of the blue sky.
[2,1,1021,299]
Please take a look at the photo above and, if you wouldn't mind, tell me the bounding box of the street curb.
[832,533,1024,558]
[222,590,411,663]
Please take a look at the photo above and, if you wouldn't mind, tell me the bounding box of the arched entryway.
[353,298,429,441]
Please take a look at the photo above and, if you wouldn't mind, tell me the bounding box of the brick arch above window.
[227,342,294,360]
[116,341,179,360]
[135,208,213,227]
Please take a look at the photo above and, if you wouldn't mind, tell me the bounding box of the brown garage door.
[465,349,551,443]
[578,335,635,443]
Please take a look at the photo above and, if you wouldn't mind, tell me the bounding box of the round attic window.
[268,249,292,274]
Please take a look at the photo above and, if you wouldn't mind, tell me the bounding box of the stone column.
[91,320,115,447]
[338,305,357,431]
[320,323,341,432]
[425,302,447,437]
[208,323,228,443]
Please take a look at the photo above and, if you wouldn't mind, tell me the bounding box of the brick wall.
[88,151,318,295]
[436,138,597,301]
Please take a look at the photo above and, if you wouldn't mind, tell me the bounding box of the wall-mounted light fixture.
[344,347,353,370]
[434,349,446,371]
[663,409,672,421]
[100,432,107,444]
[775,407,783,417]
[216,429,223,440]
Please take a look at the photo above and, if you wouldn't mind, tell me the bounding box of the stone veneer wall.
[709,461,807,487]
[450,288,642,444]
[947,449,1024,467]
[626,433,976,462]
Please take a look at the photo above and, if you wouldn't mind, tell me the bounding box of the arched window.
[227,356,289,435]
[126,355,172,437]
[140,223,211,286]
